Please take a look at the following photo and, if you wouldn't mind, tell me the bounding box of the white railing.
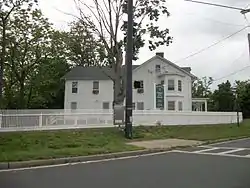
[0,109,243,132]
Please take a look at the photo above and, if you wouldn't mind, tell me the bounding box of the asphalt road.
[1,139,250,188]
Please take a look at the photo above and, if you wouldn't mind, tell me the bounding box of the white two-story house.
[63,52,208,111]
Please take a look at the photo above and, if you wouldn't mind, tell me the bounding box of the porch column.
[164,84,166,110]
[153,83,156,110]
[205,100,208,112]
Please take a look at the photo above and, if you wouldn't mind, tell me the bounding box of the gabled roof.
[63,55,196,80]
[132,55,197,79]
[64,65,139,80]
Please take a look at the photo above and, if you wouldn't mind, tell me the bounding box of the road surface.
[1,138,250,188]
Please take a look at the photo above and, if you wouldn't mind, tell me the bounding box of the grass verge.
[0,119,250,162]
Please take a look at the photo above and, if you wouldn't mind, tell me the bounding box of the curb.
[1,137,247,170]
[0,148,169,170]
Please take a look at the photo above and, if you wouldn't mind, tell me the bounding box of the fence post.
[39,113,43,128]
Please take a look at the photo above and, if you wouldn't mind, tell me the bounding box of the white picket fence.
[0,109,243,132]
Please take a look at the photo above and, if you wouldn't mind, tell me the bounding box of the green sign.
[155,84,164,109]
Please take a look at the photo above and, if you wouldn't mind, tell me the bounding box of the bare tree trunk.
[112,51,125,107]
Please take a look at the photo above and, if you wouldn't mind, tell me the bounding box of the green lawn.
[0,120,250,162]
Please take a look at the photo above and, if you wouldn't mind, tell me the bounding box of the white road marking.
[209,137,250,146]
[174,150,250,159]
[199,145,250,150]
[0,150,175,173]
[219,148,245,154]
[193,147,219,153]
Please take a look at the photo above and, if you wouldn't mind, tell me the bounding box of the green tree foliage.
[0,0,38,107]
[211,80,235,112]
[65,20,106,67]
[192,77,213,98]
[235,80,250,118]
[5,7,53,108]
[1,2,71,109]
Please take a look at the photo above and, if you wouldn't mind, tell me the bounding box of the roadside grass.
[0,128,141,162]
[0,119,250,162]
[133,119,250,141]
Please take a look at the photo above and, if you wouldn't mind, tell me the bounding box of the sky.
[39,0,250,89]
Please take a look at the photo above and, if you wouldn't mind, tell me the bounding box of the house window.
[137,102,144,110]
[155,65,161,72]
[178,80,182,92]
[178,101,183,111]
[168,101,175,111]
[71,102,77,110]
[72,82,78,93]
[102,102,110,109]
[134,80,143,89]
[168,79,175,91]
[93,81,99,94]
[161,80,164,85]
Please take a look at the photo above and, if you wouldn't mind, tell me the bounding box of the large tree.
[235,80,250,118]
[65,20,106,67]
[74,0,172,106]
[2,3,55,108]
[0,0,38,107]
[211,80,235,112]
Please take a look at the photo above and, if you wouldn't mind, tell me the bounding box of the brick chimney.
[156,52,164,58]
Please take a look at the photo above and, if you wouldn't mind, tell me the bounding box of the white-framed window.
[93,81,99,94]
[72,82,78,93]
[168,79,175,91]
[102,102,110,109]
[168,101,175,111]
[178,101,183,111]
[155,64,161,72]
[178,80,182,92]
[137,102,144,110]
[71,102,77,110]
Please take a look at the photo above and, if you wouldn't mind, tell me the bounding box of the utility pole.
[125,0,133,139]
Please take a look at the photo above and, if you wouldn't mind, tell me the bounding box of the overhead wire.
[211,50,247,83]
[212,65,250,83]
[174,25,249,64]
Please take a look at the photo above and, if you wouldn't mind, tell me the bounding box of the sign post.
[155,84,165,109]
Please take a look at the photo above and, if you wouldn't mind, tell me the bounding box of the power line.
[184,0,244,11]
[211,49,246,80]
[181,11,245,27]
[174,26,249,64]
[212,65,250,83]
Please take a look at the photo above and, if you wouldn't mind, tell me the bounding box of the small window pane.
[168,101,175,111]
[155,65,161,72]
[103,102,110,109]
[72,82,78,93]
[137,102,144,110]
[168,79,175,91]
[178,80,182,92]
[71,102,77,110]
[93,81,99,90]
[178,101,183,111]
